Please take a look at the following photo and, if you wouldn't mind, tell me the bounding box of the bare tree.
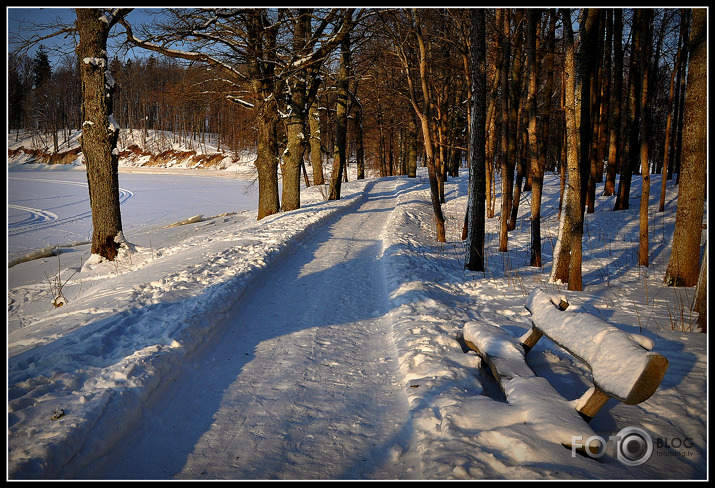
[526,9,544,267]
[664,7,706,287]
[380,8,446,241]
[550,8,584,290]
[638,9,653,266]
[329,19,351,200]
[76,8,133,260]
[498,8,511,252]
[465,8,486,271]
[120,8,355,218]
[604,9,623,197]
[659,9,689,212]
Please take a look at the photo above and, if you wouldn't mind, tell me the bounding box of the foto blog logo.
[571,426,654,466]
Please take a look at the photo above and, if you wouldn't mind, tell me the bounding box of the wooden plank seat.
[462,288,669,454]
[522,288,668,421]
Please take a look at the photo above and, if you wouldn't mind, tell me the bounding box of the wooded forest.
[7,8,707,305]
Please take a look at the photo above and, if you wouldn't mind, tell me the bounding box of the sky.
[7,7,156,65]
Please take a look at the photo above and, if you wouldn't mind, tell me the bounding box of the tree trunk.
[638,9,653,267]
[354,96,365,180]
[604,9,622,197]
[664,8,706,287]
[693,244,707,332]
[614,9,642,212]
[407,115,418,178]
[282,12,311,211]
[75,8,130,261]
[498,8,511,252]
[551,8,581,288]
[246,10,281,220]
[659,10,688,211]
[328,30,350,201]
[465,8,486,272]
[506,10,523,233]
[308,98,324,186]
[527,9,543,267]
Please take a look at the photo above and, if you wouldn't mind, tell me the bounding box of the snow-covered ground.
[6,133,708,480]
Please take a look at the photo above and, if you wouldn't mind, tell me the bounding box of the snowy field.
[6,146,708,480]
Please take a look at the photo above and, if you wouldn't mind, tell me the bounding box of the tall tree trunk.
[614,9,642,212]
[638,9,653,267]
[498,8,511,252]
[664,8,706,287]
[551,8,581,288]
[604,9,622,196]
[506,10,523,232]
[354,98,365,180]
[578,8,599,218]
[247,11,281,220]
[586,9,604,213]
[527,9,544,267]
[465,8,486,272]
[672,9,691,183]
[328,29,350,200]
[596,9,612,184]
[75,8,131,260]
[282,11,311,211]
[659,9,688,209]
[308,98,325,186]
[407,115,418,178]
[693,244,707,332]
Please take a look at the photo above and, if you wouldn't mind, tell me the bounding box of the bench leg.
[519,326,543,354]
[576,387,610,422]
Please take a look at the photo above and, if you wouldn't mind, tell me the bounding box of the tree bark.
[328,28,350,200]
[604,9,622,197]
[282,11,312,211]
[308,98,325,186]
[465,8,486,271]
[551,8,581,288]
[638,9,653,267]
[75,8,132,260]
[498,8,511,252]
[527,9,544,267]
[659,10,688,211]
[614,9,641,212]
[664,8,706,287]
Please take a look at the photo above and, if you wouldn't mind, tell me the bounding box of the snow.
[520,288,666,403]
[6,132,708,480]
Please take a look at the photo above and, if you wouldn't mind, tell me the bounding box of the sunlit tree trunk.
[498,8,511,252]
[527,9,544,267]
[75,8,132,260]
[282,11,311,211]
[604,9,622,197]
[308,98,324,186]
[664,8,706,287]
[329,29,350,200]
[551,8,580,288]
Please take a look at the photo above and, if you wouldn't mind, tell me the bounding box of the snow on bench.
[463,320,603,453]
[462,288,668,454]
[521,288,668,421]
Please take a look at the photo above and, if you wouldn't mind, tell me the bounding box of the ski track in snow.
[7,175,134,237]
[79,179,423,480]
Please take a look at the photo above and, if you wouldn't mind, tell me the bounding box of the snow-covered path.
[80,179,422,480]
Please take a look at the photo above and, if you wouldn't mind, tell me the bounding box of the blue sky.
[7,7,155,65]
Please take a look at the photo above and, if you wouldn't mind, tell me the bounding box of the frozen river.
[7,165,259,262]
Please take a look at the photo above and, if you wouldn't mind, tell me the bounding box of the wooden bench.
[463,288,669,453]
[465,288,669,421]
